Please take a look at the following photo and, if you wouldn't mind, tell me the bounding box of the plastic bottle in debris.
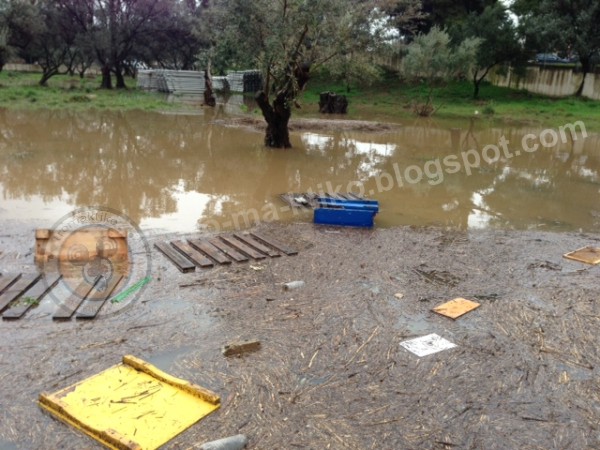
[199,434,248,450]
[283,280,305,290]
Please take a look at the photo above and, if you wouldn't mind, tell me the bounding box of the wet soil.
[211,116,400,133]
[1,222,600,449]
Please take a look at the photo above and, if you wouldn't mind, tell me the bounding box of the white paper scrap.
[400,333,457,357]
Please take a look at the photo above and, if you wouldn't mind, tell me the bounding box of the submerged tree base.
[255,91,292,148]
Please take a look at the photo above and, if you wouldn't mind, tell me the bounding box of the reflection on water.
[0,104,599,232]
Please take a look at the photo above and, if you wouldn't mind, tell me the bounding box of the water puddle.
[396,311,432,335]
[145,344,198,371]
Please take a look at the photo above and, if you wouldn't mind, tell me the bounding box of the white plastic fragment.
[283,280,305,290]
[200,434,248,450]
[400,333,457,357]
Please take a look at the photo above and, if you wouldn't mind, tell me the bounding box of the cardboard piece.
[39,355,220,450]
[432,297,481,319]
[563,247,600,265]
[400,333,457,357]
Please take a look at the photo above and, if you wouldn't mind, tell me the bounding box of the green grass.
[1,70,599,131]
[0,71,191,112]
[299,72,600,131]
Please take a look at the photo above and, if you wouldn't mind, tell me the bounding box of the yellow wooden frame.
[39,355,220,450]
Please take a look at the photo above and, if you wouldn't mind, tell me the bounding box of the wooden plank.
[207,238,249,263]
[76,275,124,320]
[0,274,42,313]
[188,239,232,265]
[53,276,100,320]
[233,233,281,258]
[220,235,266,260]
[171,240,214,268]
[222,339,261,357]
[249,232,298,256]
[2,274,62,320]
[154,241,195,273]
[0,273,22,295]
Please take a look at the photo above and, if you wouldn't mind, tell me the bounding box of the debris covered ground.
[1,222,600,449]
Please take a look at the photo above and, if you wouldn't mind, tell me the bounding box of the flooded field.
[0,105,599,233]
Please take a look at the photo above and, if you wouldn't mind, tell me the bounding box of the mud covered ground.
[211,116,399,134]
[1,222,600,449]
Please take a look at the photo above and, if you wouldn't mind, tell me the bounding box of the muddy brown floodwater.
[0,104,600,449]
[0,106,599,232]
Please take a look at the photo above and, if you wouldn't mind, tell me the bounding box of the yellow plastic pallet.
[39,355,220,450]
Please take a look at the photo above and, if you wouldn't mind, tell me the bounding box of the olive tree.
[225,0,417,148]
[403,26,480,115]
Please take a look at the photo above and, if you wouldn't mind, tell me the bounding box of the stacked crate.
[136,70,206,94]
[226,70,262,93]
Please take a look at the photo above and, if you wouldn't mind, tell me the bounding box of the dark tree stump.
[204,63,216,107]
[319,92,348,114]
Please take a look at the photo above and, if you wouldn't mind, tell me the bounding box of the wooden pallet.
[35,227,128,264]
[155,232,297,272]
[2,274,62,320]
[1,272,125,321]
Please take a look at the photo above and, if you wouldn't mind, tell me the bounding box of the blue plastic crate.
[313,197,379,227]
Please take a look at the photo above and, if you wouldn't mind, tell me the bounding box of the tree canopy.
[0,0,210,87]
[222,0,420,147]
[403,26,480,115]
[453,3,523,99]
[514,0,600,95]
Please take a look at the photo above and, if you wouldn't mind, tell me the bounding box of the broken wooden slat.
[250,232,298,256]
[220,235,266,260]
[0,274,42,313]
[222,339,261,357]
[188,239,232,265]
[154,242,195,273]
[208,238,249,263]
[171,240,214,268]
[76,275,124,320]
[2,274,62,320]
[233,233,281,258]
[53,276,100,320]
[0,273,22,296]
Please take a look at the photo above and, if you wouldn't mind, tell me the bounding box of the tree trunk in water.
[255,91,291,148]
[204,62,216,107]
[254,62,309,148]
[100,64,112,89]
[576,57,590,97]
